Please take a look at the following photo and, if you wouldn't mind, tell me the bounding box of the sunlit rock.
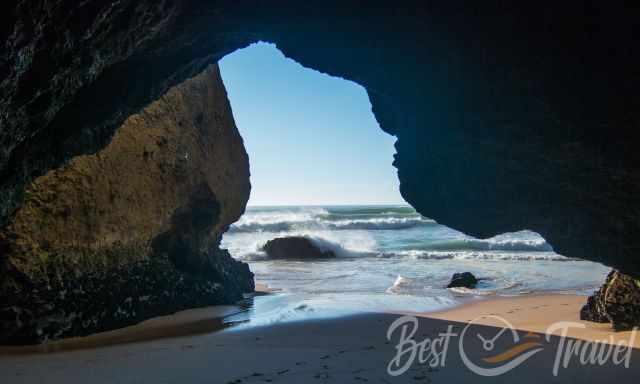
[0,65,253,344]
[581,270,640,331]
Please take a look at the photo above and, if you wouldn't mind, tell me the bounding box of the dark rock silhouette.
[446,272,479,289]
[263,237,336,260]
[2,2,640,342]
[580,270,640,331]
[2,2,639,276]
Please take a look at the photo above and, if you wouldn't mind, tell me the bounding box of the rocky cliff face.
[0,64,253,344]
[2,1,640,340]
[1,2,638,277]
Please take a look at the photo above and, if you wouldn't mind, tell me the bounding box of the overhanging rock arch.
[1,1,639,342]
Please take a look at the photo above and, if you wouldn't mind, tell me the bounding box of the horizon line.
[246,202,410,207]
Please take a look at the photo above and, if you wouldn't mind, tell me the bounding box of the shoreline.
[0,305,244,355]
[0,283,276,355]
[1,289,635,355]
[1,291,637,383]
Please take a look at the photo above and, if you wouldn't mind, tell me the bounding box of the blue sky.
[219,42,404,206]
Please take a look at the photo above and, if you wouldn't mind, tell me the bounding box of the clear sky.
[219,42,404,206]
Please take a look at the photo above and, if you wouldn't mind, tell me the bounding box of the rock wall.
[0,64,253,344]
[1,2,639,277]
[2,1,640,341]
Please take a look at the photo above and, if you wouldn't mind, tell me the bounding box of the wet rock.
[262,237,336,260]
[580,270,640,331]
[446,272,478,289]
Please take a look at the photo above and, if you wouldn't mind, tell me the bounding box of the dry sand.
[424,293,639,348]
[1,293,638,383]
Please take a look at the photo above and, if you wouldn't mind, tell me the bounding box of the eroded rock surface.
[2,1,640,340]
[1,2,639,277]
[581,270,640,331]
[0,64,253,344]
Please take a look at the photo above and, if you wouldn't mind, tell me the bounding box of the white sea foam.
[229,215,434,232]
[221,205,610,305]
[386,275,413,294]
[389,250,574,261]
[230,207,329,232]
[326,217,435,230]
[424,237,553,252]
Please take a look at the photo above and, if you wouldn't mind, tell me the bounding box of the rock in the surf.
[446,272,478,289]
[262,236,336,259]
[580,270,640,331]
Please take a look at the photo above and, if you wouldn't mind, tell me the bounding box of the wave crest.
[424,237,553,253]
[385,250,575,261]
[229,216,434,233]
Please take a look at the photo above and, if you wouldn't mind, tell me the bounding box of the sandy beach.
[1,292,638,383]
[425,293,639,348]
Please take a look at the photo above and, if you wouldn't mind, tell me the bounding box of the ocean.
[221,205,610,325]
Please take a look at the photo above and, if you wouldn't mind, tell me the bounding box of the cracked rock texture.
[581,270,640,331]
[0,64,253,344]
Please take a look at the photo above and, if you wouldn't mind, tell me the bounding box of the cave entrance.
[219,42,402,207]
[216,42,610,320]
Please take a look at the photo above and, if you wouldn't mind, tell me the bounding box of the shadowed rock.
[2,3,639,277]
[3,1,640,341]
[263,237,336,260]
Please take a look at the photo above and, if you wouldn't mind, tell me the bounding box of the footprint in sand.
[362,345,375,351]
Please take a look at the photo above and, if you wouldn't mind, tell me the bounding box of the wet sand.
[0,305,244,355]
[1,293,638,383]
[0,284,276,355]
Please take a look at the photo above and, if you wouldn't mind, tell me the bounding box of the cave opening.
[215,43,610,322]
[2,2,639,353]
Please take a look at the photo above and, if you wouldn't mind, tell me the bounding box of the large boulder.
[580,270,640,331]
[0,65,254,344]
[262,237,336,260]
[446,272,478,289]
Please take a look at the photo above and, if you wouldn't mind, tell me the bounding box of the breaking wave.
[229,208,435,233]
